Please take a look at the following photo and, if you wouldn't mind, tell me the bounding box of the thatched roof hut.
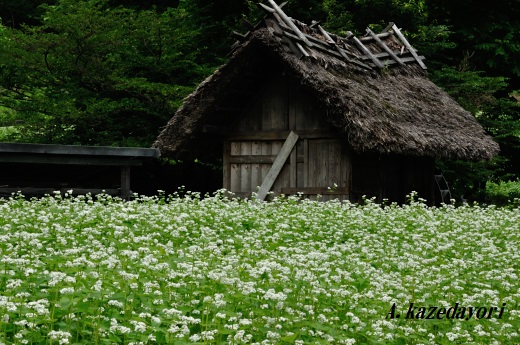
[154,1,498,202]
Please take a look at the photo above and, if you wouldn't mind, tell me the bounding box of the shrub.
[485,180,520,205]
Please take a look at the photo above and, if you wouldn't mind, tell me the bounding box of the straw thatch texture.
[154,29,499,161]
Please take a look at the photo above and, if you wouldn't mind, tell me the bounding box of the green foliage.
[322,0,428,34]
[0,0,211,146]
[436,158,503,203]
[486,180,520,206]
[430,65,508,113]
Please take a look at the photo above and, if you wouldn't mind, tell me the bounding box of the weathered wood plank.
[0,187,121,197]
[227,130,336,141]
[223,141,231,190]
[274,29,372,70]
[261,142,272,182]
[271,141,283,155]
[257,131,299,201]
[363,55,426,67]
[0,142,159,158]
[391,24,427,69]
[232,31,250,41]
[265,18,284,35]
[258,2,275,13]
[230,142,241,155]
[366,28,404,66]
[295,42,310,58]
[290,147,297,187]
[262,76,288,131]
[240,142,252,193]
[230,164,241,193]
[359,31,392,42]
[303,138,309,187]
[251,142,263,192]
[348,32,384,68]
[272,162,290,194]
[0,155,145,166]
[281,187,349,195]
[229,155,277,164]
[333,142,343,187]
[318,25,353,62]
[267,0,313,47]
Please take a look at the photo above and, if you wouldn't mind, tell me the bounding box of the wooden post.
[120,166,131,200]
[257,131,299,201]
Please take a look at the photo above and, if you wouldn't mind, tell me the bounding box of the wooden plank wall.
[223,74,352,200]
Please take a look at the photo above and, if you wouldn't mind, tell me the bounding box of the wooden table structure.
[0,142,160,199]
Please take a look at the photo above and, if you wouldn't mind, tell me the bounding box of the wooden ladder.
[434,173,452,204]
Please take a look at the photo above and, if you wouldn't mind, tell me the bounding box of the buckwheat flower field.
[0,191,519,345]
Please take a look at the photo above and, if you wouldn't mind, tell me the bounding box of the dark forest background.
[0,0,519,201]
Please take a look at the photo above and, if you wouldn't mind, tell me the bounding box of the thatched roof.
[154,4,499,161]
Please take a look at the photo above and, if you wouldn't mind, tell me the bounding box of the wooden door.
[223,136,351,200]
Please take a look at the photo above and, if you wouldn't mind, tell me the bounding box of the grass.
[0,191,519,344]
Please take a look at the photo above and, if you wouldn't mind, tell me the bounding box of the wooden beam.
[265,17,284,35]
[226,130,337,141]
[281,35,305,59]
[0,155,145,166]
[281,187,349,195]
[318,25,352,61]
[232,31,250,41]
[258,2,275,13]
[0,142,159,158]
[258,0,287,13]
[295,42,310,58]
[382,22,395,33]
[359,32,392,42]
[0,187,121,197]
[391,24,427,69]
[274,29,372,70]
[348,31,384,68]
[267,0,313,47]
[229,155,277,164]
[364,55,426,67]
[256,131,299,201]
[366,28,404,66]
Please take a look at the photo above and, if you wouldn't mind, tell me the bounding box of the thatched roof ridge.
[154,27,499,161]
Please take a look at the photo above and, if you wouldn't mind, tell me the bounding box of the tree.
[0,0,210,146]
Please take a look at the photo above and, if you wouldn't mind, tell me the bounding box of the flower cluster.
[0,192,518,344]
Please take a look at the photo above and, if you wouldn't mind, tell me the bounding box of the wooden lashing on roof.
[233,1,427,70]
[347,31,385,68]
[266,0,313,47]
[386,23,427,70]
[317,25,355,64]
[365,28,405,67]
